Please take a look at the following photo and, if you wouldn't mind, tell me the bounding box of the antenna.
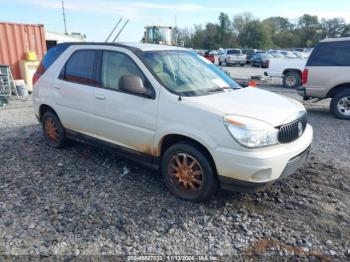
[113,19,129,42]
[61,0,68,34]
[105,18,122,42]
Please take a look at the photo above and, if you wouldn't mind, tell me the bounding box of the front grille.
[278,114,307,143]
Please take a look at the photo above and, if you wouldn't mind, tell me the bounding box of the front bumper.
[213,124,313,192]
[219,146,310,192]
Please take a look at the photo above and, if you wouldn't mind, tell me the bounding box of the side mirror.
[119,75,150,96]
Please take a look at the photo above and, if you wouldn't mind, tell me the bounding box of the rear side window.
[36,44,69,75]
[309,41,350,66]
[227,49,241,55]
[60,50,97,85]
[41,44,69,70]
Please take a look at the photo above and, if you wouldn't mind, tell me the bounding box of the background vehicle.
[242,49,257,64]
[218,49,246,66]
[265,58,307,88]
[251,53,273,68]
[204,51,215,63]
[298,37,350,119]
[279,51,298,58]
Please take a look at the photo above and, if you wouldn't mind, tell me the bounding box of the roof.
[320,37,350,43]
[60,42,188,52]
[118,42,187,51]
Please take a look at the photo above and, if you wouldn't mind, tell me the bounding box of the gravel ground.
[0,81,349,260]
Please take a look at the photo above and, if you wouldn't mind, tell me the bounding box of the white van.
[33,43,313,201]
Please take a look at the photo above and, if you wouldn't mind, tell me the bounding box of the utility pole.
[61,0,68,34]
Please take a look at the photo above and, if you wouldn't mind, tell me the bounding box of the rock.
[330,250,336,256]
[326,240,333,246]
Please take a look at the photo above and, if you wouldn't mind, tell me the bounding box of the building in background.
[45,31,86,49]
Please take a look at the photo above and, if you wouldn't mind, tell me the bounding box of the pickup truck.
[264,58,307,88]
[218,49,246,67]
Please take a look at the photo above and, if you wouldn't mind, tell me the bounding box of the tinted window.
[62,50,97,85]
[101,51,146,91]
[309,41,350,66]
[42,44,69,70]
[227,49,241,55]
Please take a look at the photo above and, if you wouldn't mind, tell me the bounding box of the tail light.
[302,69,308,85]
[32,63,45,86]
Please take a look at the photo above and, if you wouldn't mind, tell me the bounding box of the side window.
[60,50,97,85]
[334,42,350,66]
[310,42,350,66]
[101,51,146,91]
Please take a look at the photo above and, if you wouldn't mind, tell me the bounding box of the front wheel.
[330,89,350,120]
[161,143,219,202]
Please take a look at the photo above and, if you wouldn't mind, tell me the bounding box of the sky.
[2,0,350,42]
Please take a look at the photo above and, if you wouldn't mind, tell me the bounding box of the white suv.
[33,43,313,201]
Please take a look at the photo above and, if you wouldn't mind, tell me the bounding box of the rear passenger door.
[93,49,158,155]
[53,48,98,137]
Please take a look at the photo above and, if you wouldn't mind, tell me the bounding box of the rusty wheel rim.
[168,153,204,192]
[45,118,59,145]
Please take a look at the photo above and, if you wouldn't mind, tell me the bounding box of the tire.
[219,60,222,66]
[42,112,66,148]
[161,143,219,202]
[283,71,301,89]
[330,89,350,120]
[240,63,245,67]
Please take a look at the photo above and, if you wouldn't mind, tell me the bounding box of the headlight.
[224,115,279,148]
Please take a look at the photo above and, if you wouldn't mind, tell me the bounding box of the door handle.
[53,85,61,89]
[95,94,105,100]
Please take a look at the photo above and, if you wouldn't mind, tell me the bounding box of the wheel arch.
[159,134,218,176]
[39,104,59,122]
[283,69,302,76]
[327,83,350,98]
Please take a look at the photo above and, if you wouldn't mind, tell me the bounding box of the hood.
[187,87,305,127]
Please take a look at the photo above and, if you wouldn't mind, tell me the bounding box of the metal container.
[0,22,47,79]
[16,84,28,96]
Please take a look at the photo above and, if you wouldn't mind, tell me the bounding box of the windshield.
[227,49,241,55]
[141,50,240,96]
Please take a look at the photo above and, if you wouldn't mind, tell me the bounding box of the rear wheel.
[240,63,245,67]
[161,143,218,202]
[42,112,66,148]
[330,89,350,120]
[283,71,301,89]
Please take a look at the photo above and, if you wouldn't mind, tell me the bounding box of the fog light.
[251,168,272,182]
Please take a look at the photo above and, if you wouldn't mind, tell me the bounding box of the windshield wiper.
[207,87,230,93]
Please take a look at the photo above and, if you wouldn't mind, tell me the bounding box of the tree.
[239,20,272,49]
[218,13,233,47]
[263,17,294,48]
[295,14,322,47]
[232,13,253,35]
[321,18,347,38]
